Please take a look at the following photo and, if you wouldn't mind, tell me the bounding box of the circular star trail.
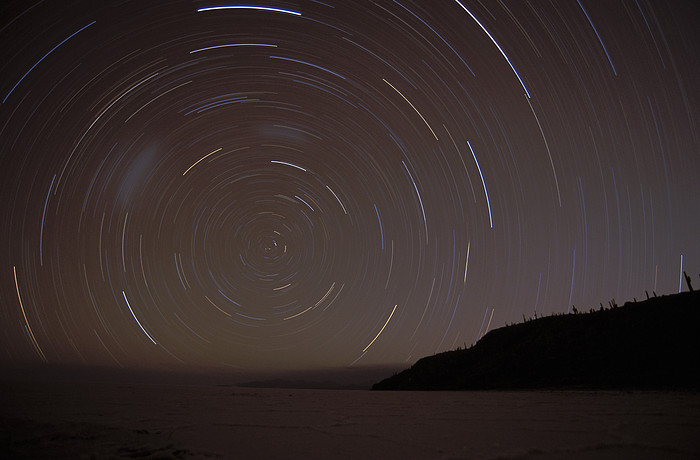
[1,0,698,371]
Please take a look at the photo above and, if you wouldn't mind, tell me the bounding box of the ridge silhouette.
[374,290,700,390]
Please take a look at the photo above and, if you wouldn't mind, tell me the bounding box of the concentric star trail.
[1,0,697,372]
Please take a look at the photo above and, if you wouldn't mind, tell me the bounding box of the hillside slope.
[374,291,700,390]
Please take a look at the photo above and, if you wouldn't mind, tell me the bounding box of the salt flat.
[2,380,699,459]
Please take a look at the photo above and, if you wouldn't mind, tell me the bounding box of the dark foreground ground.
[2,379,699,459]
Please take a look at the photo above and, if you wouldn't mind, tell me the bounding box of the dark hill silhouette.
[374,291,700,390]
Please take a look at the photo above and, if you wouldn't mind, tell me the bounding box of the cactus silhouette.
[684,271,694,292]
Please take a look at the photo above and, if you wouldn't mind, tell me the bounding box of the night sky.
[1,0,698,373]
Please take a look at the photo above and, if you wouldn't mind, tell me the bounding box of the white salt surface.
[1,380,699,459]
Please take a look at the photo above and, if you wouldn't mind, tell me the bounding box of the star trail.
[1,0,698,372]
